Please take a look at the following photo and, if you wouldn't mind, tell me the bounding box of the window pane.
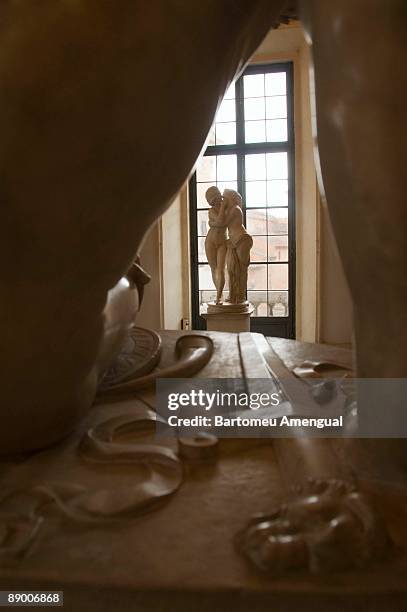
[244,74,264,98]
[245,153,266,181]
[197,210,209,236]
[267,181,288,206]
[266,119,287,142]
[268,235,289,262]
[245,181,267,207]
[200,291,215,314]
[200,290,216,314]
[269,291,289,317]
[265,72,286,96]
[216,98,236,123]
[217,154,237,181]
[245,120,266,143]
[251,236,267,262]
[248,264,267,290]
[266,96,287,119]
[247,291,268,317]
[199,264,215,290]
[196,182,212,208]
[196,155,216,183]
[198,237,207,262]
[266,152,288,179]
[244,97,265,120]
[215,122,236,145]
[268,263,288,290]
[268,208,288,234]
[197,181,238,207]
[246,209,267,235]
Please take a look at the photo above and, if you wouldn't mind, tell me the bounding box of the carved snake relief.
[0,333,215,564]
[236,479,391,573]
[0,406,183,564]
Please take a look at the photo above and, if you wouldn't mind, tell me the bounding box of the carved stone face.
[206,186,222,208]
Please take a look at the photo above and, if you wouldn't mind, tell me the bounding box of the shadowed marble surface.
[1,333,407,611]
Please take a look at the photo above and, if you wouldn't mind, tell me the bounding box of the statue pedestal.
[202,301,253,333]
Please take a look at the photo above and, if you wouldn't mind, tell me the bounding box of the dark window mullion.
[236,78,248,261]
[205,141,291,156]
[285,62,296,337]
[189,175,202,327]
[245,261,289,265]
[238,153,245,226]
[242,62,289,76]
[236,77,244,143]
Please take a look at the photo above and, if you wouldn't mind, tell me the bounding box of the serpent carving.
[237,478,391,573]
[0,405,183,564]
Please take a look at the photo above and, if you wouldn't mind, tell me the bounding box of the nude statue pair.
[205,187,253,305]
[0,1,406,455]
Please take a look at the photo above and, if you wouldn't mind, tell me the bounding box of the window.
[189,63,295,338]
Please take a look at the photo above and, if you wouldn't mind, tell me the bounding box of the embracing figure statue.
[204,186,228,304]
[204,187,253,306]
[223,189,253,305]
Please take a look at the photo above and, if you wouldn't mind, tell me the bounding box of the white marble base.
[202,302,253,333]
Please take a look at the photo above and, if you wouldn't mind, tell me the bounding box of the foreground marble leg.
[299,0,407,479]
[237,338,391,573]
[0,1,284,453]
[299,0,407,378]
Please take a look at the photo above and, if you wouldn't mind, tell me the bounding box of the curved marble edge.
[98,327,162,391]
[98,334,214,398]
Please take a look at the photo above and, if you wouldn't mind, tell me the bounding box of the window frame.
[189,62,296,337]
